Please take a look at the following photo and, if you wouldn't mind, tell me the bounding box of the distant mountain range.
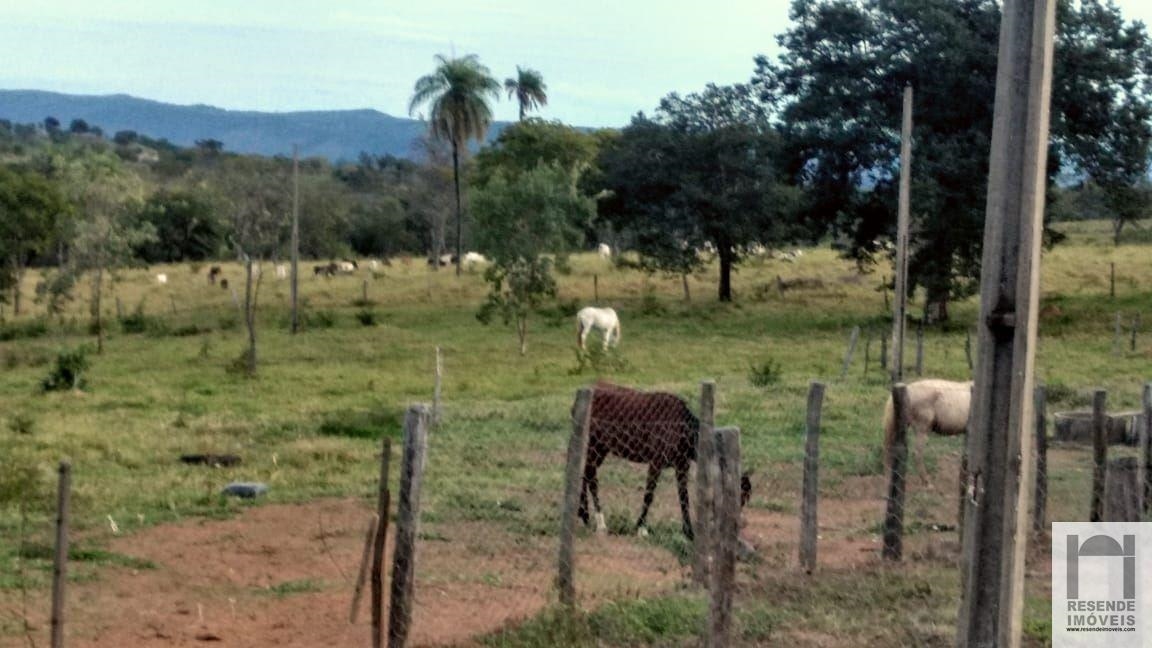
[0,89,510,161]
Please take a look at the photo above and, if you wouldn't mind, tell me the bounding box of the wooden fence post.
[694,381,717,586]
[891,83,913,385]
[1114,312,1123,356]
[1131,313,1140,352]
[371,438,392,648]
[115,296,123,321]
[593,274,599,303]
[1032,385,1048,533]
[432,347,442,427]
[839,327,860,380]
[1110,262,1116,298]
[799,382,825,573]
[51,461,71,648]
[964,328,974,373]
[880,336,888,371]
[914,320,924,377]
[863,333,872,377]
[883,384,910,560]
[558,388,593,608]
[1141,383,1152,519]
[1090,390,1107,523]
[388,405,430,648]
[707,426,741,648]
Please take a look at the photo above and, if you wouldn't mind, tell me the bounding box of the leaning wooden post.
[388,405,430,648]
[1090,390,1107,523]
[799,382,825,573]
[891,84,913,384]
[558,388,593,608]
[839,326,860,380]
[708,426,741,648]
[1031,385,1048,534]
[1140,383,1152,519]
[371,438,392,648]
[956,0,1053,642]
[882,384,910,561]
[693,380,717,586]
[350,514,379,624]
[51,461,71,648]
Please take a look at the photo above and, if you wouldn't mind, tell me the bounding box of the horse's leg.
[675,462,694,541]
[635,464,661,537]
[579,445,602,528]
[586,451,607,534]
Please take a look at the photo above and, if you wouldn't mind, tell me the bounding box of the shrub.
[0,319,49,341]
[7,413,35,436]
[749,359,782,387]
[302,310,337,330]
[354,309,378,326]
[42,347,90,392]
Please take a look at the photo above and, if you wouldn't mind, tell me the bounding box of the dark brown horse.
[577,382,750,539]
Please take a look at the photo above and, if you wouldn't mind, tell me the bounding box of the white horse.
[597,243,612,259]
[576,307,621,350]
[883,378,972,470]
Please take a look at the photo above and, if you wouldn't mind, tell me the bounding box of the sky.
[1,0,1151,129]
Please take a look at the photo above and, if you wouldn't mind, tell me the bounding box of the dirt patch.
[8,498,682,647]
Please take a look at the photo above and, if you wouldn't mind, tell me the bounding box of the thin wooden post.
[1110,262,1116,298]
[891,84,913,384]
[965,328,974,373]
[914,319,924,377]
[1140,383,1152,519]
[882,384,910,560]
[350,514,379,624]
[1090,390,1107,523]
[1114,312,1122,355]
[1131,313,1140,352]
[956,0,1054,642]
[558,388,593,607]
[693,381,717,586]
[593,274,599,303]
[863,333,872,377]
[432,347,443,427]
[371,438,392,648]
[115,296,123,321]
[707,426,741,648]
[1032,385,1047,533]
[799,382,825,573]
[839,326,860,380]
[388,405,430,648]
[51,461,71,648]
[290,145,300,334]
[880,336,888,371]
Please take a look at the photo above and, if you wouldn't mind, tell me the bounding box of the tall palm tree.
[409,54,500,276]
[504,66,548,121]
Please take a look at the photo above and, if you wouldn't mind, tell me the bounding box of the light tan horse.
[883,378,973,470]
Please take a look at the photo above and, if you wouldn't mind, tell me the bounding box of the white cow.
[576,307,621,350]
[155,273,168,285]
[463,251,487,268]
[597,243,612,259]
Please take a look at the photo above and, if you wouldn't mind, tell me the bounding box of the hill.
[0,89,507,161]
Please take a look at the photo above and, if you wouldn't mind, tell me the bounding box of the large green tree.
[755,0,1152,319]
[596,84,801,302]
[0,167,70,315]
[504,66,548,121]
[134,189,222,263]
[409,54,501,275]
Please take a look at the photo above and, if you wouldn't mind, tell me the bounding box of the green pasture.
[1,219,1150,645]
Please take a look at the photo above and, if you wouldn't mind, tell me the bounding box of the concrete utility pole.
[956,0,1056,644]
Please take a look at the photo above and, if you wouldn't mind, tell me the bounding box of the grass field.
[1,219,1149,646]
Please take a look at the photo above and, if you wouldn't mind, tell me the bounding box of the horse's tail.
[882,392,896,469]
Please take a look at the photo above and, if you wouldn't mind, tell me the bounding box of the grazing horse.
[883,378,973,470]
[577,382,752,539]
[576,307,621,350]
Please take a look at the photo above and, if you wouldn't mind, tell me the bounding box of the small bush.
[41,347,90,392]
[120,304,167,335]
[749,359,783,387]
[354,309,378,326]
[7,413,35,436]
[217,316,239,331]
[569,345,629,375]
[317,408,402,440]
[302,310,337,329]
[638,285,667,316]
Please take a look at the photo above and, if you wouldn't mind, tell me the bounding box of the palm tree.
[504,66,548,121]
[409,54,500,276]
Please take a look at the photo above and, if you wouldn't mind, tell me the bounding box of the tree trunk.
[451,142,463,277]
[11,259,22,316]
[717,243,734,302]
[517,316,528,356]
[682,273,691,302]
[244,257,257,376]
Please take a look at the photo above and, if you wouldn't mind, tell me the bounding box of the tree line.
[1,0,1150,342]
